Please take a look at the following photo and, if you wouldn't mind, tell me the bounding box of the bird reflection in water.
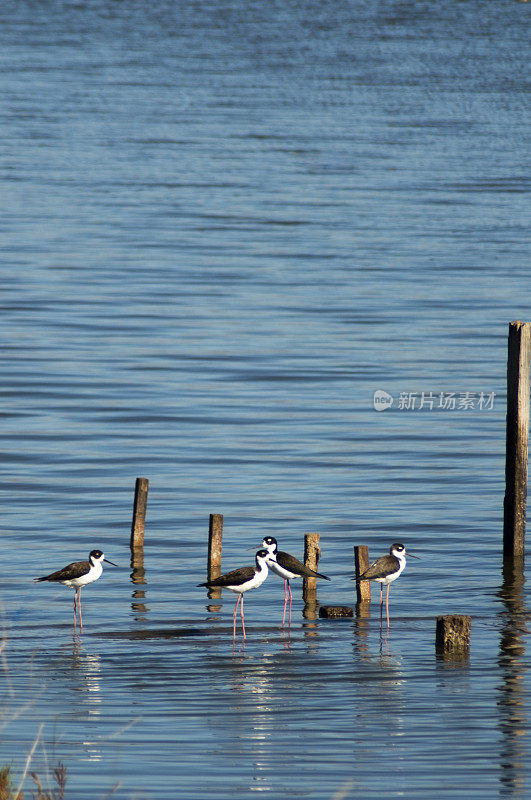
[69,638,103,716]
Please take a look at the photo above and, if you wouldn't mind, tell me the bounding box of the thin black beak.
[104,558,118,566]
[406,552,420,559]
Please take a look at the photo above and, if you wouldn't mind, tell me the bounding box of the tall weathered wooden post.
[207,513,223,601]
[130,477,149,551]
[503,321,531,561]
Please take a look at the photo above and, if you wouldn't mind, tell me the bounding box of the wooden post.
[319,605,353,618]
[207,514,223,604]
[504,321,531,560]
[354,545,371,603]
[130,477,149,551]
[435,615,471,658]
[207,514,223,581]
[302,533,321,604]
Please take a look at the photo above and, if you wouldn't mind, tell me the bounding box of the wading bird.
[357,542,418,628]
[34,549,117,630]
[198,548,275,642]
[262,536,330,626]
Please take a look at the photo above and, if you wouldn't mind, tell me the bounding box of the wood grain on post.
[354,545,371,602]
[130,477,149,551]
[207,514,223,602]
[207,513,223,580]
[435,615,471,658]
[302,533,321,603]
[504,321,531,560]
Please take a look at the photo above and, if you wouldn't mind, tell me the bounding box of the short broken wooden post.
[435,615,471,659]
[319,605,353,618]
[503,321,531,562]
[302,533,321,605]
[207,513,223,601]
[130,477,149,551]
[354,545,371,603]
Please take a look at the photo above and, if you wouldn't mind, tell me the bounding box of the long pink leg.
[282,581,288,626]
[240,594,246,639]
[379,584,383,629]
[78,588,83,630]
[73,590,77,629]
[233,594,242,641]
[385,585,390,628]
[287,581,292,627]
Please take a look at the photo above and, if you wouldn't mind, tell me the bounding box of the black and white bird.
[357,542,418,627]
[262,536,330,626]
[198,548,274,642]
[34,549,117,630]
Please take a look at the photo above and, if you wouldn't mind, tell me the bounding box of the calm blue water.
[1,0,530,797]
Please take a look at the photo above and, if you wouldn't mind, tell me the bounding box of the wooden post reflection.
[302,599,318,620]
[302,597,319,641]
[130,547,147,614]
[353,613,371,654]
[498,555,527,797]
[355,599,371,619]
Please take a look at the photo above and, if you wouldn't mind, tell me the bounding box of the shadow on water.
[99,627,205,640]
[498,556,528,799]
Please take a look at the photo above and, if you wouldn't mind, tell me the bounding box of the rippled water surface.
[1,0,530,797]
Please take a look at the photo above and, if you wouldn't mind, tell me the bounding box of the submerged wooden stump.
[319,605,353,618]
[435,614,471,658]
